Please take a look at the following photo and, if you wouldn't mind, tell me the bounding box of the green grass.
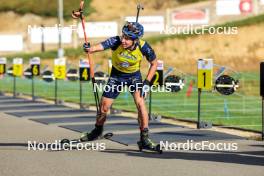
[0,0,93,19]
[0,71,261,132]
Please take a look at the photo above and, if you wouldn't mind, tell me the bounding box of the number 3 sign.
[197,59,213,90]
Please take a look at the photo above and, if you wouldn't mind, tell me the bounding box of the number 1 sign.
[197,59,213,90]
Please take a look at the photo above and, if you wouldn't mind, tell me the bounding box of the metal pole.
[13,76,16,98]
[55,79,58,105]
[197,88,201,129]
[80,81,82,109]
[260,62,264,140]
[261,97,264,141]
[58,0,64,58]
[41,24,45,52]
[32,76,35,101]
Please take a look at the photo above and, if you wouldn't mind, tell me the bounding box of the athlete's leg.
[80,76,120,141]
[132,90,149,130]
[95,96,114,125]
[133,90,158,149]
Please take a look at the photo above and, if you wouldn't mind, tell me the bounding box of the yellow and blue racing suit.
[101,36,156,99]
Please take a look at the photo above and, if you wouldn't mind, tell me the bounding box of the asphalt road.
[0,96,263,176]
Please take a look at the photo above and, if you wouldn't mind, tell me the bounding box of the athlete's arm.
[84,36,121,54]
[89,43,104,53]
[83,43,104,54]
[146,59,158,82]
[140,41,157,81]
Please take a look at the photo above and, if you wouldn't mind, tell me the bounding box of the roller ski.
[60,132,113,145]
[61,125,112,145]
[60,125,128,147]
[137,128,163,154]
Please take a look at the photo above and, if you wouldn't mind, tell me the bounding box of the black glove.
[83,42,90,53]
[140,79,150,98]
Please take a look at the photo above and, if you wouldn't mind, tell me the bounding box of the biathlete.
[81,21,159,150]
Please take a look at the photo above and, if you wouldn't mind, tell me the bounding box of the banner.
[29,25,72,44]
[171,9,209,25]
[0,35,23,51]
[216,0,253,16]
[78,22,118,38]
[124,16,164,32]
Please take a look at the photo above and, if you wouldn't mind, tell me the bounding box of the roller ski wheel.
[60,138,71,144]
[60,132,113,145]
[57,138,78,150]
[137,141,163,154]
[60,138,80,144]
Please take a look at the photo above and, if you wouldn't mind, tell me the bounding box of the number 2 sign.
[197,59,213,90]
[151,60,163,86]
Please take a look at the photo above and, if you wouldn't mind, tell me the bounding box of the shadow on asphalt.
[0,143,28,147]
[1,142,263,166]
[249,144,264,148]
[101,148,264,166]
[0,142,94,152]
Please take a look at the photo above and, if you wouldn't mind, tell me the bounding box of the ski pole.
[136,3,144,23]
[72,0,101,113]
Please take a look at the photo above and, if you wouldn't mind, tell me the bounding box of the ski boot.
[137,128,162,154]
[60,125,103,146]
[79,124,103,142]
